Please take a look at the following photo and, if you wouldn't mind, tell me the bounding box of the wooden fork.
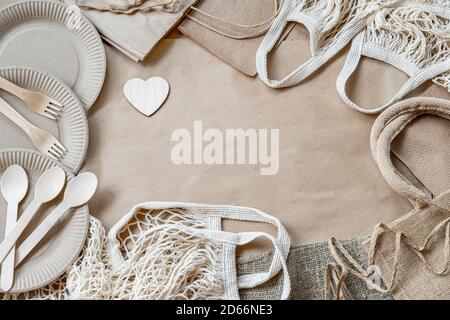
[0,97,66,160]
[0,76,62,120]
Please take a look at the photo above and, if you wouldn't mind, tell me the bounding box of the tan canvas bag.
[328,97,450,300]
[178,0,290,76]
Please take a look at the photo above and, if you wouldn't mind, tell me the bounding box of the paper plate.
[0,66,88,174]
[0,0,106,109]
[0,149,89,293]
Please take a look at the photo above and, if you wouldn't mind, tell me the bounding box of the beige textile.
[363,97,450,300]
[178,0,289,76]
[392,86,450,197]
[63,0,198,62]
[83,38,414,253]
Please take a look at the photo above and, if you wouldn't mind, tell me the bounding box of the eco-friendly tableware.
[0,67,89,173]
[0,149,89,293]
[15,172,97,265]
[0,76,62,120]
[0,97,66,160]
[0,165,28,291]
[123,77,170,116]
[0,166,65,267]
[0,0,106,109]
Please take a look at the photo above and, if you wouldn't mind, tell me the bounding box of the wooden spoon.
[0,166,66,265]
[0,165,28,291]
[15,172,98,265]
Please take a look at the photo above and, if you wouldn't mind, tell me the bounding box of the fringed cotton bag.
[337,1,450,114]
[1,203,291,300]
[326,97,450,300]
[256,0,397,88]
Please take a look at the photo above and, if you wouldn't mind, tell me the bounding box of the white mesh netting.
[0,208,224,300]
[365,3,450,92]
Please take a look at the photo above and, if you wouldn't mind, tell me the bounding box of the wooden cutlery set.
[0,164,97,292]
[0,0,105,293]
[0,77,66,160]
[0,76,66,161]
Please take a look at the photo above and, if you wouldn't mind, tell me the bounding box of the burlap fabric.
[360,97,450,300]
[237,238,392,300]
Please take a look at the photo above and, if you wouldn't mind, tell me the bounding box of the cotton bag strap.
[162,224,291,299]
[184,0,282,39]
[255,0,384,88]
[108,202,291,299]
[337,32,450,114]
[370,97,450,208]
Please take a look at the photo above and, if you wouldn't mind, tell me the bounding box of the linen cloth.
[1,0,195,61]
[361,97,450,300]
[392,86,450,198]
[237,238,392,300]
[63,0,198,61]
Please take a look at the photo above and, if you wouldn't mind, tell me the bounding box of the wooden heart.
[123,77,170,116]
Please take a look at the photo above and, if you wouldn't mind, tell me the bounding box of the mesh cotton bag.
[1,203,291,300]
[337,1,450,114]
[326,97,450,300]
[256,0,397,88]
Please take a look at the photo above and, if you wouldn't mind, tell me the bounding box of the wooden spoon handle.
[15,203,70,265]
[0,200,40,264]
[0,202,18,291]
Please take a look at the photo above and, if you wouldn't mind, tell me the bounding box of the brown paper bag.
[83,38,413,254]
[363,97,450,300]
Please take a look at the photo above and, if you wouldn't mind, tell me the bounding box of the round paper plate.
[0,149,89,293]
[0,66,88,174]
[0,0,106,109]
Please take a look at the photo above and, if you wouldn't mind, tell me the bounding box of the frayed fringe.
[325,217,450,300]
[366,6,449,69]
[295,0,396,52]
[363,4,449,92]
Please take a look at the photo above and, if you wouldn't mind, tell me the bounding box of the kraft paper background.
[82,38,434,254]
